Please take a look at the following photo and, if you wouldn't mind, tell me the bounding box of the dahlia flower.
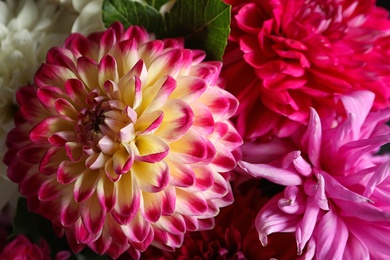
[140,178,296,260]
[239,90,390,258]
[4,22,242,258]
[0,235,70,260]
[222,0,390,140]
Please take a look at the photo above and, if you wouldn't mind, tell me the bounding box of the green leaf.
[145,0,170,10]
[103,0,166,34]
[102,0,231,60]
[165,0,231,60]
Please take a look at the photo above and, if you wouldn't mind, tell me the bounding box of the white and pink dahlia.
[240,90,390,259]
[222,0,390,140]
[4,22,242,258]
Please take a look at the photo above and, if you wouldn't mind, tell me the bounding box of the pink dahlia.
[4,22,242,258]
[0,235,70,260]
[239,90,390,258]
[222,0,390,140]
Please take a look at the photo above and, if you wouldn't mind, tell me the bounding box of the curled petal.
[239,161,302,186]
[255,193,300,246]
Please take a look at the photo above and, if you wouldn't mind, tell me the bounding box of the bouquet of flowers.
[1,0,390,259]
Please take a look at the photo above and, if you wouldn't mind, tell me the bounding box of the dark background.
[377,0,390,10]
[375,0,390,154]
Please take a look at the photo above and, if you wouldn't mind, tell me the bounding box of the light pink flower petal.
[295,197,320,255]
[283,151,312,177]
[338,90,375,139]
[98,136,120,155]
[239,161,303,186]
[278,186,306,215]
[35,63,78,88]
[300,108,322,167]
[364,161,390,198]
[315,209,348,260]
[343,233,369,260]
[255,193,300,246]
[316,169,372,203]
[348,218,390,256]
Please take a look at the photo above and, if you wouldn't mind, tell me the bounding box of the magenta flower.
[0,235,70,260]
[240,90,390,258]
[4,22,242,258]
[222,0,390,140]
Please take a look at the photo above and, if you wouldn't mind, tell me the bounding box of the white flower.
[47,0,105,35]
